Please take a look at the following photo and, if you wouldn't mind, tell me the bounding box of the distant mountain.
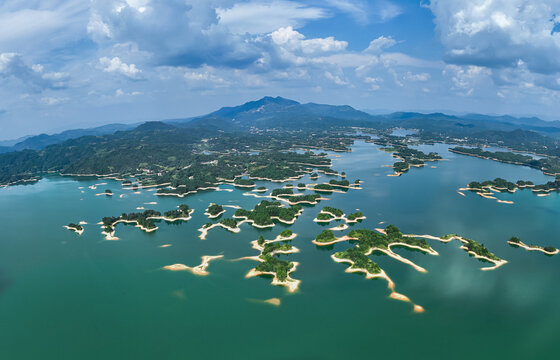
[0,135,32,147]
[0,123,135,153]
[181,96,377,130]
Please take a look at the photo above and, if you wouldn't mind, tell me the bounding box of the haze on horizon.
[1,0,560,140]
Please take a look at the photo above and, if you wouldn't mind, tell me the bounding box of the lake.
[0,140,559,359]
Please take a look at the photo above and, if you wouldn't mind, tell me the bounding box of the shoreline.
[507,240,559,256]
[163,255,224,275]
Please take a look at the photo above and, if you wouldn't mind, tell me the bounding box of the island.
[463,176,560,200]
[404,233,508,271]
[314,225,435,312]
[101,205,193,240]
[313,207,366,224]
[244,233,300,292]
[163,255,224,276]
[233,178,256,188]
[205,203,225,218]
[374,136,442,176]
[233,200,303,227]
[507,237,559,256]
[64,223,84,235]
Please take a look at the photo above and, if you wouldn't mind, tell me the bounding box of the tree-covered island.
[245,234,300,292]
[101,205,192,239]
[507,237,559,256]
[205,203,225,218]
[64,223,84,235]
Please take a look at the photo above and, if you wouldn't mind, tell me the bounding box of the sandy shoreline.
[163,255,224,275]
[507,240,559,255]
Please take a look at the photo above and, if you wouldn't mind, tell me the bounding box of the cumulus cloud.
[88,0,262,68]
[271,26,348,57]
[99,56,143,79]
[429,0,560,74]
[0,52,69,91]
[217,1,328,34]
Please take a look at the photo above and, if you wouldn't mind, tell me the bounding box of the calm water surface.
[0,141,559,359]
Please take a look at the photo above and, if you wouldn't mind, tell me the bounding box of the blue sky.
[1,0,560,140]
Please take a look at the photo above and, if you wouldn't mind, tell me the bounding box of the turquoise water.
[1,141,559,359]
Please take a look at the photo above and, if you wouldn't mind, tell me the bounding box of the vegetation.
[206,203,224,216]
[322,206,344,217]
[280,229,293,238]
[102,209,162,233]
[286,194,321,204]
[164,204,192,219]
[451,147,560,175]
[334,248,381,275]
[346,212,364,221]
[255,255,294,282]
[314,184,334,191]
[234,178,255,186]
[316,213,335,221]
[468,176,560,194]
[462,239,501,261]
[67,223,83,231]
[271,188,294,197]
[219,218,239,229]
[329,179,350,187]
[315,230,337,243]
[234,200,302,226]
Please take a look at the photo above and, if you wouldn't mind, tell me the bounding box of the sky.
[2,0,560,140]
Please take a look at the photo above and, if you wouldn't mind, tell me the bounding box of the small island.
[234,200,303,227]
[163,255,224,276]
[64,223,84,235]
[463,176,560,201]
[205,203,225,218]
[507,237,559,256]
[374,137,442,176]
[101,205,193,240]
[313,207,366,224]
[244,233,300,292]
[233,178,256,188]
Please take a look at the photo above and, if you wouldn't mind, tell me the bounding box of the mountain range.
[1,96,560,154]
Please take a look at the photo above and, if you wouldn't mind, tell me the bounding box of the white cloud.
[326,0,369,24]
[41,96,68,106]
[325,71,349,86]
[364,35,397,53]
[364,76,383,90]
[376,0,403,21]
[271,26,348,56]
[429,0,560,74]
[0,52,68,90]
[217,1,328,34]
[443,64,492,95]
[403,71,431,81]
[116,88,142,96]
[99,57,142,79]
